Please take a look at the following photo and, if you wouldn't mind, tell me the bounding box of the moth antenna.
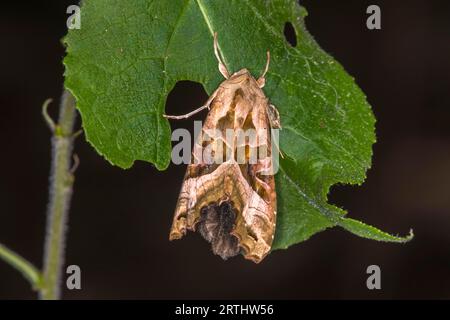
[213,32,230,79]
[257,51,270,88]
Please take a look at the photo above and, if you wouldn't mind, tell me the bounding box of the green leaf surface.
[64,0,412,250]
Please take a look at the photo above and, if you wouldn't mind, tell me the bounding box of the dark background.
[1,0,449,299]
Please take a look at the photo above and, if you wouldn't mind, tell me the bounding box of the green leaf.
[64,0,412,250]
[338,218,413,243]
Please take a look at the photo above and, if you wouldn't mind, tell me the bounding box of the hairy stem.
[40,90,78,300]
[0,243,42,289]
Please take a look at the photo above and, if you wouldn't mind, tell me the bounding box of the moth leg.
[163,88,218,120]
[267,104,281,129]
[267,104,285,159]
[257,51,270,88]
[214,32,230,79]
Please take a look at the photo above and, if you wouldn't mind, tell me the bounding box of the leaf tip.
[403,228,414,242]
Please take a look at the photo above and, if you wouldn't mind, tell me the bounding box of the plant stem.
[0,243,42,289]
[40,90,78,300]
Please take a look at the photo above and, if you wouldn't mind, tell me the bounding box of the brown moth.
[164,33,281,263]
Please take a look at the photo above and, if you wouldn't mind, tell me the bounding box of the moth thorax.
[196,201,240,260]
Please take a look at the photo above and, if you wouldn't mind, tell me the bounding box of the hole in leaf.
[283,22,297,47]
[165,80,209,127]
[165,81,209,158]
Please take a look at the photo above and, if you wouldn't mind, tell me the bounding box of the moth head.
[228,68,266,88]
[232,68,250,76]
[229,68,250,79]
[227,69,254,85]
